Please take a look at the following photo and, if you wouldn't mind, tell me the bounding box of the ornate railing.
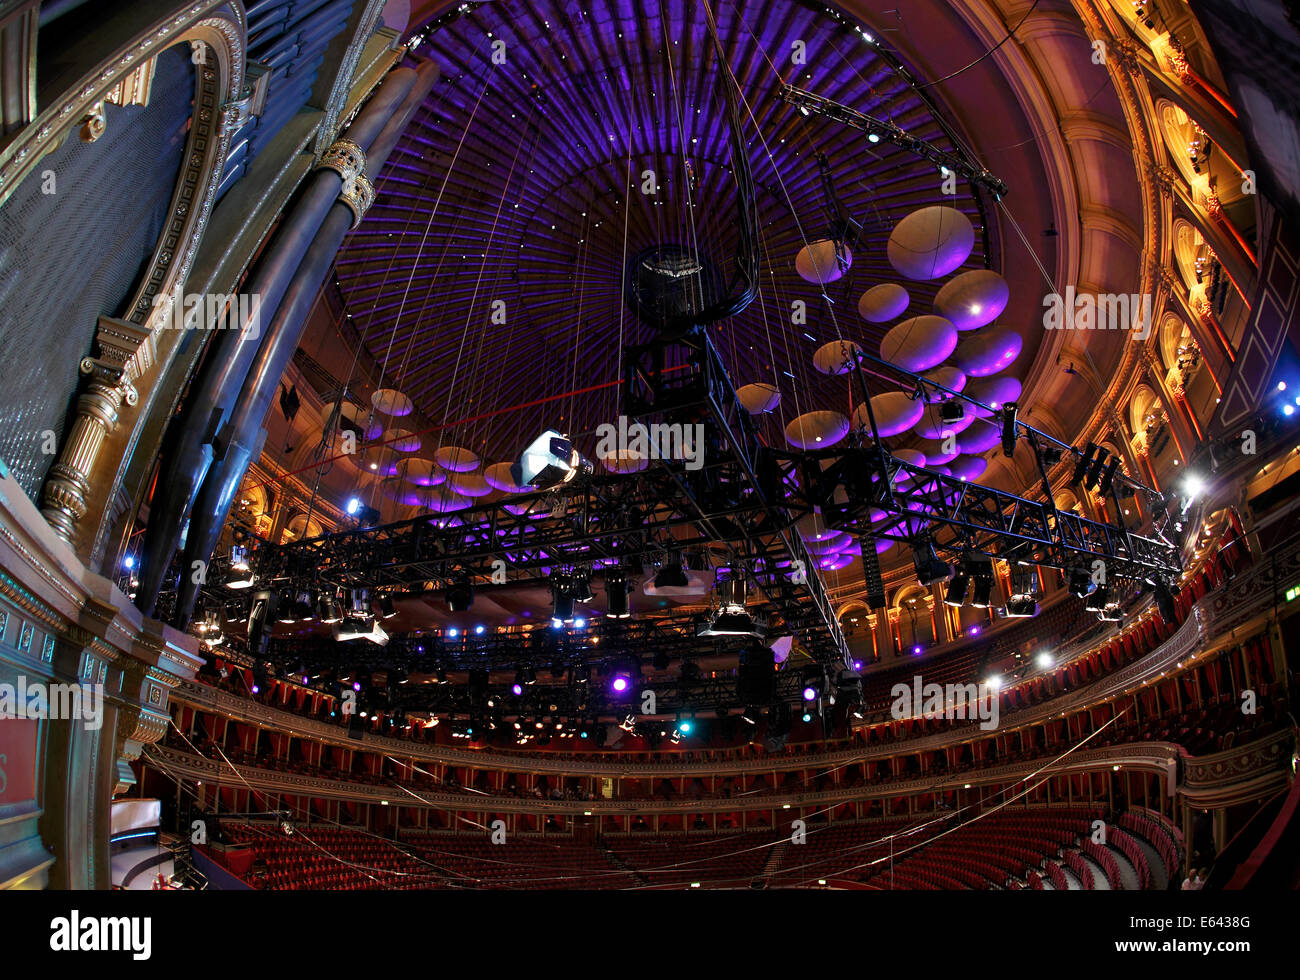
[145,740,1183,814]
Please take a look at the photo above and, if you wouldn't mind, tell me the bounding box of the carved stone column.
[41,317,152,542]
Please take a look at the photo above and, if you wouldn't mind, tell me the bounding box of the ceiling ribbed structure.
[334,0,1003,474]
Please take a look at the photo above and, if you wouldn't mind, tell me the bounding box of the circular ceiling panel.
[933,269,1009,330]
[880,315,958,372]
[795,239,851,284]
[858,392,924,437]
[785,410,850,448]
[372,388,413,417]
[887,206,975,280]
[737,382,781,414]
[857,283,910,323]
[813,339,863,375]
[953,327,1023,377]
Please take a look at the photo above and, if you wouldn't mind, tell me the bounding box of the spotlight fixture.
[1084,584,1109,613]
[1099,603,1123,622]
[1085,447,1110,491]
[349,588,370,616]
[333,616,389,645]
[552,590,575,624]
[653,553,689,589]
[318,592,344,624]
[511,429,592,490]
[570,571,594,603]
[969,572,995,609]
[999,401,1019,457]
[1151,578,1178,623]
[226,545,255,589]
[1068,567,1096,598]
[1098,456,1121,495]
[944,570,970,607]
[911,539,951,586]
[605,568,631,618]
[940,400,965,423]
[378,594,397,619]
[1004,595,1040,618]
[801,669,823,702]
[1071,442,1099,485]
[446,574,473,612]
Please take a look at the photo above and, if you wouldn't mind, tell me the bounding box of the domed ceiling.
[332,0,1046,493]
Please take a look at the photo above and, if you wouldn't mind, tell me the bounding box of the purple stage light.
[912,645,922,655]
[512,683,523,696]
[612,676,629,693]
[853,660,863,670]
[352,681,362,691]
[802,685,817,701]
[969,626,980,636]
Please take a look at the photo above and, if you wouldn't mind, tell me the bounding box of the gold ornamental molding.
[31,3,249,554]
[317,137,375,228]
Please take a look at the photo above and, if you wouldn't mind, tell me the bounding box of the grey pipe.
[135,66,420,615]
[172,59,440,626]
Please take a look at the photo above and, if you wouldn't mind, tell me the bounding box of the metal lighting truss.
[778,84,1010,200]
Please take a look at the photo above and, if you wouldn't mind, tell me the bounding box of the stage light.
[911,539,951,586]
[1152,579,1177,622]
[512,682,523,696]
[986,674,1002,690]
[1181,472,1207,501]
[1098,456,1121,495]
[448,627,459,638]
[802,685,817,701]
[1004,596,1039,617]
[346,497,361,516]
[378,595,397,619]
[678,719,694,735]
[1036,651,1053,669]
[446,574,473,612]
[1068,567,1096,598]
[1085,585,1109,613]
[1085,448,1109,491]
[969,575,994,609]
[1000,402,1019,457]
[571,573,594,603]
[511,429,592,489]
[123,555,135,570]
[553,591,575,623]
[944,571,970,607]
[940,400,965,423]
[573,617,586,629]
[611,676,629,693]
[318,594,343,624]
[912,645,922,655]
[1100,603,1123,622]
[474,624,485,635]
[654,554,688,589]
[1071,442,1098,485]
[801,710,813,723]
[333,616,389,645]
[605,569,631,618]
